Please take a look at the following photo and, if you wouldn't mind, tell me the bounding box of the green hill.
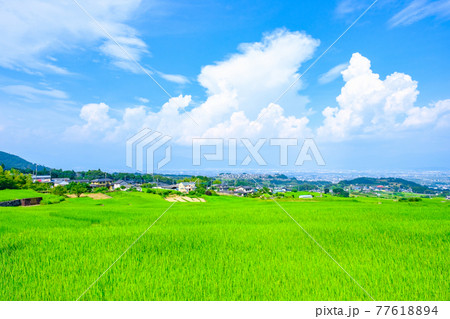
[339,177,433,194]
[0,151,49,171]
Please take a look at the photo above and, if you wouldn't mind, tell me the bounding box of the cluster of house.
[220,185,255,195]
[214,185,315,198]
[32,175,319,197]
[32,175,141,191]
[210,184,313,196]
[145,182,309,197]
[152,182,196,193]
[141,182,256,196]
[155,183,262,196]
[32,175,198,194]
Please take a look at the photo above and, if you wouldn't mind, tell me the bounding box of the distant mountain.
[0,151,49,171]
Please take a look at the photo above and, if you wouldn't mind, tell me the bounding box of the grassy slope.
[0,190,64,205]
[0,189,45,201]
[0,192,448,301]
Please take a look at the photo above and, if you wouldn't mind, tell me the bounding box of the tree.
[51,185,67,196]
[213,180,222,185]
[29,181,51,192]
[298,183,314,191]
[332,187,349,197]
[71,183,88,197]
[0,175,14,190]
[0,167,31,190]
[93,186,108,193]
[51,169,76,179]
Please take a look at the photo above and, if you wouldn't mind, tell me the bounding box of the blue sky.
[0,0,449,172]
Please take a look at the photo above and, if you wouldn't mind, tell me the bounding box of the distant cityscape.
[29,171,450,199]
[2,150,449,198]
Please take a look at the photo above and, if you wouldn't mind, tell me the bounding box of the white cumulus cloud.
[402,99,450,128]
[65,102,118,140]
[198,28,319,119]
[68,34,450,146]
[317,53,450,140]
[69,29,319,144]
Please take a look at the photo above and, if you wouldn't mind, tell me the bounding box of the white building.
[177,182,196,193]
[113,180,132,190]
[32,175,51,183]
[52,178,70,187]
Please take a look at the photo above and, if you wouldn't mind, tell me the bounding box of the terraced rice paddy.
[0,189,448,301]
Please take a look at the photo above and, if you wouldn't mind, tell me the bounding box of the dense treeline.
[0,167,32,190]
[0,167,88,197]
[339,177,434,194]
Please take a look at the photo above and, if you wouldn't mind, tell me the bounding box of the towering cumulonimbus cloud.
[317,52,450,140]
[69,34,450,145]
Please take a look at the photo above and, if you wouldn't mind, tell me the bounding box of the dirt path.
[67,193,112,200]
[166,196,205,203]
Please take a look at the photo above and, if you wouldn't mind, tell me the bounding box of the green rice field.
[0,189,448,301]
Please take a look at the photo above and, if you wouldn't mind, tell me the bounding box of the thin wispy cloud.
[389,0,450,27]
[318,63,348,84]
[157,72,191,85]
[1,85,69,102]
[336,0,368,16]
[136,97,149,104]
[0,0,148,74]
